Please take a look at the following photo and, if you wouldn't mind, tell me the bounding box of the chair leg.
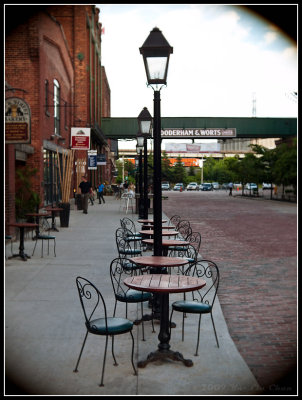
[73,331,89,372]
[195,314,202,356]
[32,239,38,256]
[113,300,117,317]
[130,330,137,376]
[111,336,118,366]
[182,312,185,341]
[99,335,109,387]
[41,239,44,257]
[140,302,145,341]
[211,313,219,348]
[53,238,56,257]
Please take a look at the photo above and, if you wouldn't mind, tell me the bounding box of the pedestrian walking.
[89,187,94,205]
[228,182,233,196]
[79,175,92,214]
[97,182,106,204]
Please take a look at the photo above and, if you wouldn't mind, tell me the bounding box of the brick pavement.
[162,191,297,394]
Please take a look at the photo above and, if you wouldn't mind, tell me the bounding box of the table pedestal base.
[8,252,30,261]
[138,349,193,368]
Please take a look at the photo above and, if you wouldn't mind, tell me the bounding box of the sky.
[96,4,297,149]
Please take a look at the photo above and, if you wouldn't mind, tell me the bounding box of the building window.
[54,79,60,135]
[43,149,62,205]
[45,80,50,116]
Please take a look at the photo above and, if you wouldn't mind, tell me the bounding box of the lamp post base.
[137,349,193,368]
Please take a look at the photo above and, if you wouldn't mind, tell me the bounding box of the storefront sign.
[161,128,236,138]
[5,97,31,143]
[88,150,97,170]
[71,127,91,150]
[97,154,106,165]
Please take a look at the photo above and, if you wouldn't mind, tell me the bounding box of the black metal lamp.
[139,28,173,256]
[136,142,144,219]
[138,107,153,219]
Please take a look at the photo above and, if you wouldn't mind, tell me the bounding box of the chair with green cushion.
[170,259,220,356]
[115,228,142,259]
[175,220,192,240]
[168,244,198,274]
[169,214,181,227]
[32,233,56,257]
[74,276,137,387]
[110,257,155,340]
[120,217,142,239]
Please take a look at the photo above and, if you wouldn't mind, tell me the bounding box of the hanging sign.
[88,150,97,170]
[161,128,236,138]
[71,127,90,150]
[5,97,31,143]
[97,154,106,165]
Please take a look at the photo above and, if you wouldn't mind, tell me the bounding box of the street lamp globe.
[139,27,173,86]
[138,107,153,137]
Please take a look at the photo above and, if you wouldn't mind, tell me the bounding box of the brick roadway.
[162,190,297,394]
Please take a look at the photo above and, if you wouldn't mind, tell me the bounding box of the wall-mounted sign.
[161,128,236,138]
[5,97,31,143]
[88,150,97,170]
[71,127,90,150]
[97,154,106,165]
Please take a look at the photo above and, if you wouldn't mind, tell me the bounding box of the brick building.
[5,5,116,235]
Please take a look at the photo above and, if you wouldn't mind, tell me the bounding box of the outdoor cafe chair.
[74,277,137,387]
[120,217,142,240]
[115,228,142,259]
[110,257,155,340]
[175,220,192,240]
[170,259,220,356]
[168,214,181,227]
[168,244,199,275]
[32,232,56,258]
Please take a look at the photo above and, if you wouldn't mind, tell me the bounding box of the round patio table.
[8,222,38,261]
[139,230,178,237]
[124,273,206,368]
[137,219,168,224]
[142,239,189,256]
[45,207,63,231]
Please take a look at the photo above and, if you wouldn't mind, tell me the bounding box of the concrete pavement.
[5,195,263,395]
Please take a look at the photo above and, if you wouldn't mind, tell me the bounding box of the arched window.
[54,79,60,135]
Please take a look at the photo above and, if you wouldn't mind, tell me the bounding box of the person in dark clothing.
[79,175,92,214]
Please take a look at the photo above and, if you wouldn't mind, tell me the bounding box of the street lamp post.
[139,27,173,256]
[136,141,144,219]
[137,107,152,220]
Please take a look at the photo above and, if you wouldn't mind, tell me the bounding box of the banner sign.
[165,142,220,153]
[5,97,31,143]
[88,150,97,170]
[97,154,106,165]
[161,128,236,138]
[71,127,90,150]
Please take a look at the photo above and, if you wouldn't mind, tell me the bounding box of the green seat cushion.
[88,317,133,335]
[38,235,56,239]
[172,300,212,314]
[119,249,141,255]
[126,236,142,242]
[116,289,152,303]
[123,262,141,271]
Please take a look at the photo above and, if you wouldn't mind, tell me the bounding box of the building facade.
[5,5,116,235]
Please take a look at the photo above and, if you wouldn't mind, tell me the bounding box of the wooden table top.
[141,225,175,230]
[26,212,51,217]
[129,256,188,267]
[124,274,206,294]
[139,230,178,236]
[138,219,168,224]
[45,207,63,212]
[9,222,38,228]
[142,239,189,247]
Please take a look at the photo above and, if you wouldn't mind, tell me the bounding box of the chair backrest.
[75,277,108,332]
[169,215,181,227]
[120,217,136,232]
[186,231,202,253]
[176,220,192,239]
[184,260,219,307]
[109,257,138,298]
[115,228,140,257]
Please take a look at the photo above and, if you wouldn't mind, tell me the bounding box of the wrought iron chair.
[32,232,56,257]
[170,259,220,356]
[74,276,137,387]
[115,228,142,259]
[5,235,13,259]
[187,231,202,254]
[168,244,199,274]
[175,220,192,240]
[120,217,142,238]
[169,214,181,227]
[110,257,155,340]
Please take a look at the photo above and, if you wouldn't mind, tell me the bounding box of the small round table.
[142,239,189,256]
[124,274,206,368]
[8,222,38,261]
[45,207,63,231]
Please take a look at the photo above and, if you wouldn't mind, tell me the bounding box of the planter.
[58,202,70,227]
[75,194,83,210]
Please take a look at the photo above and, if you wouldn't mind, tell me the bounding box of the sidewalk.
[5,196,262,395]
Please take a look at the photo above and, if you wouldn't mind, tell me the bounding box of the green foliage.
[15,166,40,220]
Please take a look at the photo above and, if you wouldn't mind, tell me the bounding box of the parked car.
[212,182,220,190]
[262,183,274,190]
[245,183,257,190]
[186,182,199,191]
[161,181,170,191]
[173,183,184,191]
[200,183,213,191]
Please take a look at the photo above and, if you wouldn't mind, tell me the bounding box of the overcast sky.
[96,4,297,149]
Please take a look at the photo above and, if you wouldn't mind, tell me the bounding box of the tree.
[172,156,186,183]
[273,139,297,196]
